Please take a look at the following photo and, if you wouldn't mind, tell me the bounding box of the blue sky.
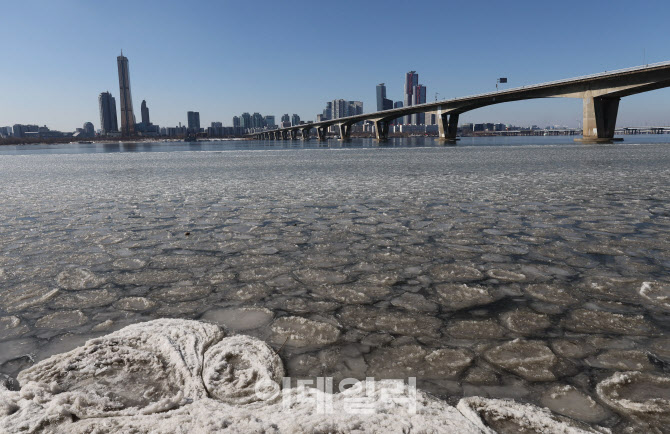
[2,0,669,130]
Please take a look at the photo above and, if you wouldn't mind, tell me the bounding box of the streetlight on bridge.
[496,77,508,91]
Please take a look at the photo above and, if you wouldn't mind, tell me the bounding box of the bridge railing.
[429,60,670,106]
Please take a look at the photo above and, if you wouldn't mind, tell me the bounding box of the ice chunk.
[310,283,390,304]
[113,296,156,312]
[563,309,656,336]
[524,284,579,306]
[486,269,526,282]
[390,292,438,312]
[587,350,654,371]
[338,306,442,338]
[499,308,552,335]
[55,268,106,291]
[219,283,272,302]
[639,281,670,311]
[597,371,670,427]
[540,385,610,423]
[550,339,597,359]
[270,316,340,348]
[0,284,59,313]
[35,310,88,329]
[484,339,557,382]
[286,347,367,385]
[458,396,606,433]
[202,335,283,404]
[111,258,146,269]
[152,283,212,302]
[446,319,507,339]
[16,319,224,420]
[113,270,193,286]
[201,307,273,332]
[49,288,118,309]
[366,344,473,380]
[430,264,484,282]
[294,268,349,285]
[432,283,501,311]
[463,364,499,386]
[0,316,29,340]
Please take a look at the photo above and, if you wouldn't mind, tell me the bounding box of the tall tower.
[404,71,418,124]
[187,111,200,131]
[412,84,426,125]
[376,83,393,112]
[141,100,150,125]
[117,51,135,135]
[98,91,118,134]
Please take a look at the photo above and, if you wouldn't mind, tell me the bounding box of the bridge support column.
[274,131,281,140]
[374,120,389,141]
[290,130,298,140]
[301,128,311,140]
[578,95,620,142]
[338,123,351,140]
[438,112,459,141]
[281,130,288,140]
[316,126,327,141]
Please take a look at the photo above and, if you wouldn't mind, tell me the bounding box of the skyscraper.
[252,112,264,129]
[412,84,427,125]
[233,116,240,128]
[404,71,418,124]
[187,111,200,131]
[98,91,118,134]
[141,100,150,125]
[291,114,300,126]
[117,51,135,136]
[376,83,393,112]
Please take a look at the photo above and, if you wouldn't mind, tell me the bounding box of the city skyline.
[2,0,670,131]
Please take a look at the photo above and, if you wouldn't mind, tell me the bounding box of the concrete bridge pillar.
[316,126,327,141]
[374,120,389,141]
[274,131,281,140]
[290,130,298,140]
[281,130,288,140]
[580,95,620,141]
[338,123,352,140]
[438,112,459,140]
[301,128,311,140]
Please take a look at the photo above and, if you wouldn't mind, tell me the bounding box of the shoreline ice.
[4,318,666,433]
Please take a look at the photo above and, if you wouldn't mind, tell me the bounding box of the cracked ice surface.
[1,143,670,431]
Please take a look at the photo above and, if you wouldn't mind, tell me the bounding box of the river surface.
[1,137,669,431]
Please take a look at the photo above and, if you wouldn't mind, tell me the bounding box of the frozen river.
[1,138,669,432]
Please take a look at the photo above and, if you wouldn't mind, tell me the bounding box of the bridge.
[249,61,670,142]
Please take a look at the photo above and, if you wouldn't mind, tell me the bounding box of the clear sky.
[2,0,670,131]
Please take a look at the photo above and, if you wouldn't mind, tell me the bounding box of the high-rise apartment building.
[187,111,201,131]
[141,100,150,125]
[264,115,276,127]
[232,116,240,128]
[404,71,418,124]
[281,114,290,123]
[98,91,118,134]
[291,114,300,126]
[412,84,426,125]
[323,102,332,120]
[117,51,135,135]
[240,113,251,130]
[376,83,393,111]
[252,112,264,129]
